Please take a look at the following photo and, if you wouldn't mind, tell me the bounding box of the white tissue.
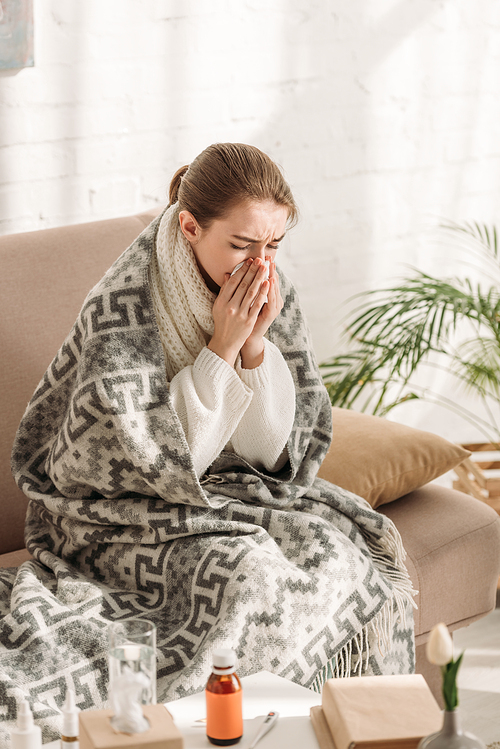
[110,665,151,734]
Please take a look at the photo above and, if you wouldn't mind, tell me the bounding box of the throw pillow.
[317,407,471,509]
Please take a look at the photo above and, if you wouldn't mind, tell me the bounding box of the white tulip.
[426,622,454,665]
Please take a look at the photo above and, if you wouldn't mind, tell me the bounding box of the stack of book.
[310,674,443,749]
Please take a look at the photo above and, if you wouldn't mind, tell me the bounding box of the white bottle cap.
[213,648,236,669]
[62,688,80,738]
[11,700,42,749]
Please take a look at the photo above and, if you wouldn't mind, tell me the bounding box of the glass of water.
[108,618,157,707]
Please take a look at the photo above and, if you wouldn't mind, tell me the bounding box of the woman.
[7,144,415,743]
[148,147,297,478]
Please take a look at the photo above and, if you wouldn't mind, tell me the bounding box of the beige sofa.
[1,208,499,705]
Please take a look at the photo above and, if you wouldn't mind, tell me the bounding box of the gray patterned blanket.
[2,213,415,746]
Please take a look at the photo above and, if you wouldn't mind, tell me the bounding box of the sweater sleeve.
[169,347,253,478]
[231,338,296,472]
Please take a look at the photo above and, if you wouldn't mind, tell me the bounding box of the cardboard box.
[316,674,442,749]
[79,704,184,749]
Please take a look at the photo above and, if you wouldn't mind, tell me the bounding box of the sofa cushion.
[381,483,500,644]
[317,407,470,508]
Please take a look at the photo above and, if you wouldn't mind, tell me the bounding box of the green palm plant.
[319,221,500,443]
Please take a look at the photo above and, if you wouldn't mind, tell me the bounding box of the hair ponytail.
[167,144,298,229]
[168,165,189,206]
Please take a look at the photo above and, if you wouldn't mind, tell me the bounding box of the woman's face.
[179,200,288,293]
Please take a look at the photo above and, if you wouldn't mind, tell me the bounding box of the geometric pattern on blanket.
[3,212,416,747]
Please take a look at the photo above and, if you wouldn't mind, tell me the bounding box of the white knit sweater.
[149,205,296,478]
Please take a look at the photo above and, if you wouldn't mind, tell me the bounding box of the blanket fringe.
[310,521,418,693]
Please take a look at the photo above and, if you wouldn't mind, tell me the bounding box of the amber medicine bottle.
[205,648,243,746]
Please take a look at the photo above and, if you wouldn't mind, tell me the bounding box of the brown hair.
[168,143,298,229]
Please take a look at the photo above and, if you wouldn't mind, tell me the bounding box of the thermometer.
[248,711,279,749]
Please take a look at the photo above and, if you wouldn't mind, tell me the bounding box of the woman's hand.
[208,258,270,368]
[240,259,283,368]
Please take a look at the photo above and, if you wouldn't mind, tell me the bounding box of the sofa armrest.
[0,548,32,569]
[381,483,500,643]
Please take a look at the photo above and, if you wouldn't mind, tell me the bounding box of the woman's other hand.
[239,258,283,368]
[208,258,270,368]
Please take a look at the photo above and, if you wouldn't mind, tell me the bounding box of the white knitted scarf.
[149,203,216,381]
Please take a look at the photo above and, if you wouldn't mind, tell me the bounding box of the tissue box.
[79,704,184,749]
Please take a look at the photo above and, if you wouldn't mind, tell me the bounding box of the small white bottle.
[61,689,80,748]
[11,700,42,749]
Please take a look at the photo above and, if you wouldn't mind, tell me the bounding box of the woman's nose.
[250,247,267,262]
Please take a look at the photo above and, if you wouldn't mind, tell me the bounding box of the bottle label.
[206,690,243,741]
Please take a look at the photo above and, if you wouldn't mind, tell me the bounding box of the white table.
[43,671,322,748]
[167,670,322,749]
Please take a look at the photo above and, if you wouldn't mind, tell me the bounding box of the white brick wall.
[1,0,499,442]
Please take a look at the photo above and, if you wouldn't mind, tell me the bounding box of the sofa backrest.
[0,207,163,555]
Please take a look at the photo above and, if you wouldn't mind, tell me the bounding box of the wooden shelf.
[453,443,500,594]
[453,442,500,513]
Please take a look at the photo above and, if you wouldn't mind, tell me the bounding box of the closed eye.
[231,243,279,251]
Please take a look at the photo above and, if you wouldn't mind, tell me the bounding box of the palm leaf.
[440,220,499,263]
[343,275,484,381]
[320,352,392,412]
[454,337,500,398]
[320,221,500,440]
